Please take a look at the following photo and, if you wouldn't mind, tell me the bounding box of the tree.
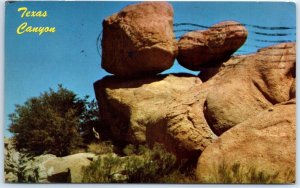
[9,85,88,156]
[80,99,112,144]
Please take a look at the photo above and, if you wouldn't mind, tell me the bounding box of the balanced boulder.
[101,2,177,77]
[177,21,248,71]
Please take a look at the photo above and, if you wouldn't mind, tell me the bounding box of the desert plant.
[86,141,114,155]
[82,143,187,183]
[122,144,136,156]
[205,161,295,184]
[82,153,127,183]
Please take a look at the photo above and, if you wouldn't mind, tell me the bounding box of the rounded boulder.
[177,21,248,70]
[101,2,178,77]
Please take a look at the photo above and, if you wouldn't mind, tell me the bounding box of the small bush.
[122,144,136,156]
[160,170,196,183]
[126,144,177,183]
[205,162,295,184]
[82,153,126,183]
[82,143,195,183]
[86,141,114,155]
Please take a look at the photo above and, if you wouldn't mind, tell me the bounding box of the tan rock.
[253,43,296,103]
[101,2,177,77]
[146,83,218,159]
[94,74,202,144]
[94,74,217,159]
[177,21,248,71]
[196,100,296,183]
[44,153,96,183]
[130,42,295,155]
[203,42,295,135]
[22,153,96,183]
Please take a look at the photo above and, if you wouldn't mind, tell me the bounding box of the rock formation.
[95,42,295,160]
[4,138,20,183]
[101,2,177,77]
[4,138,97,184]
[196,99,296,183]
[94,74,217,159]
[177,21,248,71]
[95,0,296,168]
[21,153,97,183]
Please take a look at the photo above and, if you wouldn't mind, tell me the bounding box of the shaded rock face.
[196,100,296,183]
[101,2,177,77]
[94,74,217,159]
[21,153,96,183]
[177,21,248,71]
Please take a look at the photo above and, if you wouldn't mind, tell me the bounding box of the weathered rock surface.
[4,139,98,183]
[147,43,295,153]
[4,138,21,183]
[101,2,177,77]
[196,100,296,183]
[204,42,295,135]
[21,154,57,183]
[94,74,217,159]
[177,21,248,71]
[94,74,199,144]
[21,153,96,183]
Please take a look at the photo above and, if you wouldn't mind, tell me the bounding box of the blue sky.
[4,1,296,137]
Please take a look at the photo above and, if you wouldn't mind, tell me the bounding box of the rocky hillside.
[5,1,295,183]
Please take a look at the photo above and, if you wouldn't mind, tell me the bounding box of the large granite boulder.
[101,2,177,77]
[94,74,217,159]
[177,21,248,71]
[196,100,296,183]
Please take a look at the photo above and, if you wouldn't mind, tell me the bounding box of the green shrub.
[82,153,127,183]
[8,85,99,157]
[122,144,136,156]
[205,162,295,184]
[126,144,177,183]
[86,141,114,155]
[82,143,195,183]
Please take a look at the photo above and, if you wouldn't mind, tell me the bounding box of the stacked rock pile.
[95,2,296,183]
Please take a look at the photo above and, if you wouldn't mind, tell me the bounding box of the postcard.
[4,1,296,183]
